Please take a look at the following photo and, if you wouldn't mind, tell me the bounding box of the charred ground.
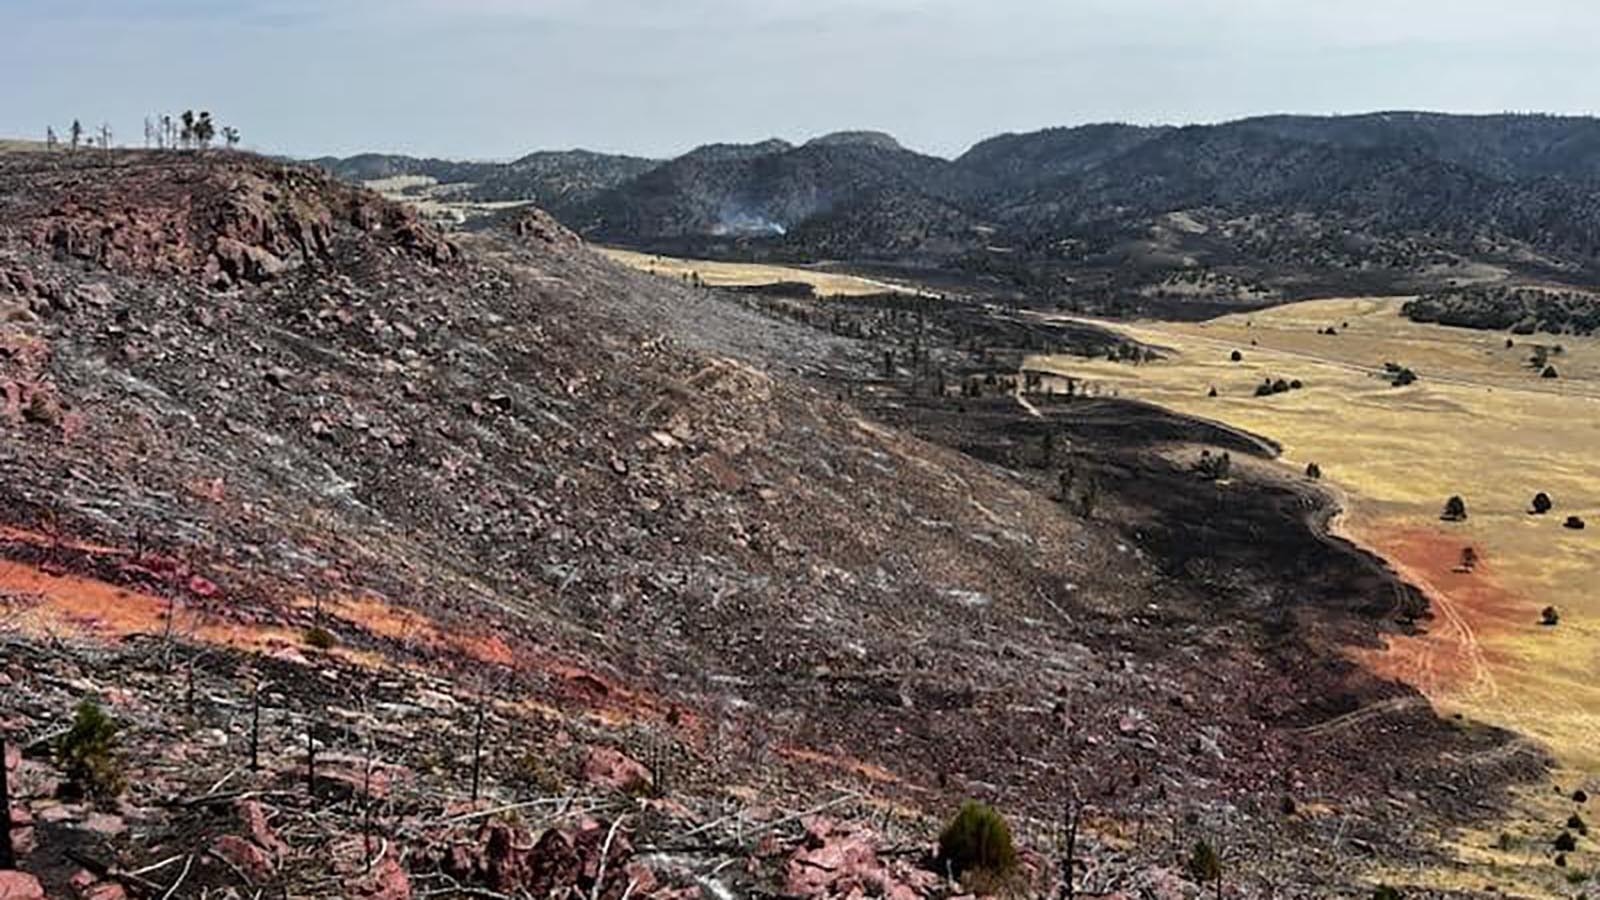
[0,150,1557,899]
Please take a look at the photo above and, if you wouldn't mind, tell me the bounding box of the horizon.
[7,108,1598,164]
[6,0,1599,160]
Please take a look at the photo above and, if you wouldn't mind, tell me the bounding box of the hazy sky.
[5,0,1598,160]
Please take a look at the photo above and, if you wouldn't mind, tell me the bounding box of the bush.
[304,626,337,649]
[1542,606,1561,627]
[1565,516,1587,531]
[1230,350,1243,362]
[1373,887,1404,900]
[1188,839,1221,883]
[937,802,1017,878]
[1555,831,1578,853]
[1305,462,1322,480]
[57,700,124,800]
[1543,365,1560,379]
[1441,496,1468,522]
[1532,492,1554,515]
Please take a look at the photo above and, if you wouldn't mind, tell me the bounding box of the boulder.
[211,834,276,883]
[0,872,44,900]
[582,747,652,794]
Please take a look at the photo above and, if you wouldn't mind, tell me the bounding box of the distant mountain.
[805,131,906,153]
[461,149,661,210]
[566,139,982,256]
[311,149,663,215]
[316,115,1600,292]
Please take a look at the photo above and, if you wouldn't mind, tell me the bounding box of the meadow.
[1027,297,1600,770]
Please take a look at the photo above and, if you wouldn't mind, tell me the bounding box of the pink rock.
[84,883,128,900]
[348,857,411,900]
[211,835,276,883]
[235,800,289,858]
[582,747,652,794]
[0,871,44,900]
[82,813,126,836]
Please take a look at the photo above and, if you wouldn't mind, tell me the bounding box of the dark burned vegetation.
[1403,286,1600,336]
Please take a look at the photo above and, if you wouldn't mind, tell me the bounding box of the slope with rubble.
[0,150,1558,899]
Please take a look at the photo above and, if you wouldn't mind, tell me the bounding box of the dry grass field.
[1027,297,1600,771]
[598,247,932,298]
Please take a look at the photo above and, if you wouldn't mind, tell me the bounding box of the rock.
[83,883,127,900]
[0,872,44,900]
[70,283,115,308]
[348,857,411,900]
[236,800,289,859]
[81,812,126,836]
[212,237,288,285]
[582,746,652,794]
[211,834,276,883]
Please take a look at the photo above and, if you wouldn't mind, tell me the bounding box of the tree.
[1542,365,1559,379]
[57,700,124,800]
[0,735,13,868]
[1305,462,1322,480]
[195,111,215,149]
[1542,606,1561,627]
[1230,350,1243,362]
[1531,492,1554,515]
[222,125,241,149]
[45,126,57,150]
[1441,496,1468,522]
[70,119,83,151]
[180,110,196,149]
[97,122,112,150]
[161,113,175,149]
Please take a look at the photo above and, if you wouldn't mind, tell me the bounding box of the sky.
[3,0,1598,160]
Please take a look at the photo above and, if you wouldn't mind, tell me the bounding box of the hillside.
[536,113,1600,308]
[0,150,1551,899]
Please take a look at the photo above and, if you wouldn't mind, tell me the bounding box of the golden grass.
[1027,297,1600,770]
[598,247,931,298]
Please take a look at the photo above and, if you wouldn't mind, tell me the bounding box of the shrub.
[57,700,124,800]
[1555,830,1578,853]
[1441,496,1468,522]
[1543,365,1560,379]
[1373,886,1404,900]
[1305,462,1322,480]
[1565,516,1587,531]
[937,802,1018,878]
[304,626,337,650]
[1532,492,1554,515]
[1542,606,1560,626]
[1569,813,1588,835]
[1230,350,1243,362]
[1187,839,1221,883]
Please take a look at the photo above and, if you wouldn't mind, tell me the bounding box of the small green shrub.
[1373,886,1404,900]
[57,700,124,800]
[1188,839,1221,883]
[937,801,1017,878]
[303,626,337,650]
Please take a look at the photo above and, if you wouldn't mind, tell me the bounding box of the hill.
[525,113,1600,308]
[0,149,1546,898]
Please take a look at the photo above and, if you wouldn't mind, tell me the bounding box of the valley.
[1024,299,1600,771]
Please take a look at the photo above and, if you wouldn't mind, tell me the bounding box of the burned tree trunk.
[0,736,14,869]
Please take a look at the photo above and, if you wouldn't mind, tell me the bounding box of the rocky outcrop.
[12,155,458,290]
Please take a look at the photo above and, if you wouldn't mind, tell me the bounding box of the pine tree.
[70,119,83,151]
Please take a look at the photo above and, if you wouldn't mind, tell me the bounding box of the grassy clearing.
[1028,297,1600,769]
[598,247,931,298]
